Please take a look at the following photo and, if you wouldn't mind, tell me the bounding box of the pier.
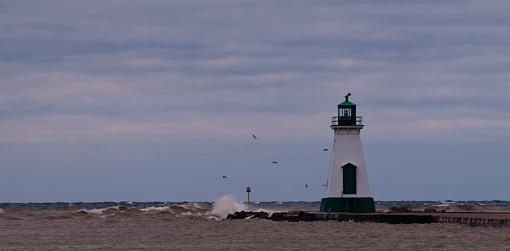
[227,211,510,227]
[309,212,510,226]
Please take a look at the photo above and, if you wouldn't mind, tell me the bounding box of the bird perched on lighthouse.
[320,93,375,213]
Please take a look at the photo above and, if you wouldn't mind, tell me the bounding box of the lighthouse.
[320,93,375,213]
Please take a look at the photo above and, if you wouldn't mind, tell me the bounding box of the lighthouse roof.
[338,100,356,106]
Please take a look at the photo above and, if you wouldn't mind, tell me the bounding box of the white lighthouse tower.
[320,93,375,213]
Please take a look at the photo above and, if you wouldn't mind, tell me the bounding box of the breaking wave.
[75,205,135,215]
[69,197,276,220]
[211,195,247,219]
[72,202,215,219]
[140,203,209,215]
[2,200,509,222]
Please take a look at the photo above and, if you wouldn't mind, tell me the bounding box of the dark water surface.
[1,201,509,250]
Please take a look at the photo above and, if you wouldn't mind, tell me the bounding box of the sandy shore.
[1,209,509,250]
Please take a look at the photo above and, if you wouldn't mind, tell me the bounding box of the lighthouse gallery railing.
[331,116,363,126]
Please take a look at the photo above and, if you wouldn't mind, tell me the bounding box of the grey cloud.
[1,0,510,201]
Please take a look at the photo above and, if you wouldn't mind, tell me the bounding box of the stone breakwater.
[226,210,314,221]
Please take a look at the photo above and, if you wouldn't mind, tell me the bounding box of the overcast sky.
[1,0,509,202]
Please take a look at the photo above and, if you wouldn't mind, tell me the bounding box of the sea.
[1,197,509,250]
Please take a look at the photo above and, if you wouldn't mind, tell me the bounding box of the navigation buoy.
[320,93,375,213]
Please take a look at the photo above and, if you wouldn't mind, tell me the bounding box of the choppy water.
[1,200,510,214]
[1,199,510,250]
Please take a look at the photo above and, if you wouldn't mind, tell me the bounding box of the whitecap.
[76,208,105,215]
[140,206,172,214]
[205,215,221,221]
[75,206,123,215]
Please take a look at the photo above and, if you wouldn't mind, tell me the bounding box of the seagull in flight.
[305,184,309,188]
[252,134,259,140]
[272,161,279,164]
[323,148,328,151]
[222,176,228,179]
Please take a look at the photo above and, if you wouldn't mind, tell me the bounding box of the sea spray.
[211,195,246,219]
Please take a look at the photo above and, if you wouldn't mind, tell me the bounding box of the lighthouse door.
[342,163,357,194]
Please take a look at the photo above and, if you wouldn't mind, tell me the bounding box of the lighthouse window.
[340,108,351,118]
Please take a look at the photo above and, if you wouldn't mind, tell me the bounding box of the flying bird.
[321,184,326,187]
[272,161,279,164]
[252,134,259,140]
[305,184,309,188]
[323,148,328,151]
[222,176,228,179]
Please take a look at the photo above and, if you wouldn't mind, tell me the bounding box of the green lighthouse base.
[320,197,375,213]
